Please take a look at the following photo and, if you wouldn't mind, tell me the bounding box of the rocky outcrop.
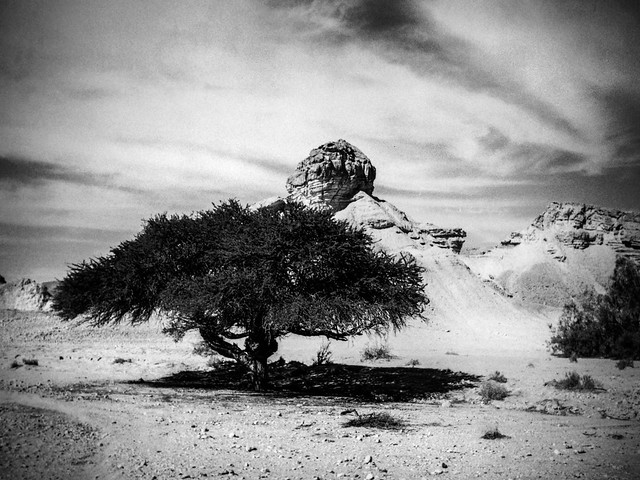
[334,192,467,253]
[0,278,53,311]
[264,139,467,253]
[286,139,376,212]
[501,202,640,262]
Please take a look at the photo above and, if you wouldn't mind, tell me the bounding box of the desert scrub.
[406,358,420,367]
[312,341,333,366]
[23,358,39,366]
[10,359,21,369]
[547,371,602,391]
[112,357,132,364]
[479,381,509,402]
[343,412,406,430]
[361,342,395,361]
[481,425,509,439]
[616,358,634,370]
[488,371,507,383]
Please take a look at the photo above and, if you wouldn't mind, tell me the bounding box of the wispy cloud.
[0,154,140,193]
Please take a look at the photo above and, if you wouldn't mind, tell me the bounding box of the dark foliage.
[53,200,428,389]
[546,371,601,391]
[549,257,640,359]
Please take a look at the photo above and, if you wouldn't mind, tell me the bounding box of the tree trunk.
[198,326,278,391]
[251,357,269,391]
[245,332,278,391]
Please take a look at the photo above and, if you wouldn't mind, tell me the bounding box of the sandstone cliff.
[464,202,640,307]
[501,202,640,261]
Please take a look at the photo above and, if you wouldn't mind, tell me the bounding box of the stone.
[501,202,640,262]
[0,278,53,311]
[286,139,376,212]
[258,140,466,253]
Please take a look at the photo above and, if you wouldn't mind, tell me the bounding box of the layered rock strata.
[501,202,640,261]
[272,139,466,253]
[286,139,376,212]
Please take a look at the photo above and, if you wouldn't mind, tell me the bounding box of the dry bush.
[479,381,509,402]
[312,341,333,366]
[112,357,132,364]
[10,359,21,369]
[481,425,509,439]
[406,359,420,367]
[488,371,507,383]
[343,412,406,430]
[616,358,634,370]
[23,358,39,366]
[548,371,601,391]
[361,343,395,361]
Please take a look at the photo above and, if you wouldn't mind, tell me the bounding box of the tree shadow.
[129,361,481,402]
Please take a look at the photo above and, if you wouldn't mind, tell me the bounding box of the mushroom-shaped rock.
[285,139,376,212]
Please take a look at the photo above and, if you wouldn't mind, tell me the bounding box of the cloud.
[0,154,141,193]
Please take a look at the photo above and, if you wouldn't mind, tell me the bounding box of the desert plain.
[1,305,639,480]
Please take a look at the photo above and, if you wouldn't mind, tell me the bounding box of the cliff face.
[464,202,640,308]
[502,202,640,261]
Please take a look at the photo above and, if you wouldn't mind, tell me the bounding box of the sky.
[1,0,640,282]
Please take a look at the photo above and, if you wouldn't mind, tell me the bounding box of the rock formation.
[465,202,640,308]
[334,192,466,253]
[0,278,53,311]
[276,139,466,253]
[286,139,376,212]
[501,202,640,262]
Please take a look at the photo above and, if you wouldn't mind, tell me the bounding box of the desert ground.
[1,308,639,480]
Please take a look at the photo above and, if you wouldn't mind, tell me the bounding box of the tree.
[549,256,640,360]
[53,200,428,389]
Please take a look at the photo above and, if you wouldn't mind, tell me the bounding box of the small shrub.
[527,363,535,368]
[406,359,420,367]
[488,371,507,383]
[479,381,509,402]
[343,412,406,430]
[580,374,597,390]
[23,358,39,366]
[481,425,509,440]
[616,358,634,370]
[361,343,395,362]
[548,371,601,391]
[569,352,578,363]
[10,359,21,369]
[312,341,333,366]
[445,351,459,356]
[112,357,132,364]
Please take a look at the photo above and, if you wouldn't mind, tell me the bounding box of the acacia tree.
[53,200,428,389]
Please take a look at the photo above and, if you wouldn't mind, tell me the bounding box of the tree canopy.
[53,200,428,388]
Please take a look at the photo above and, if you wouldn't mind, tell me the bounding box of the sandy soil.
[1,310,640,480]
